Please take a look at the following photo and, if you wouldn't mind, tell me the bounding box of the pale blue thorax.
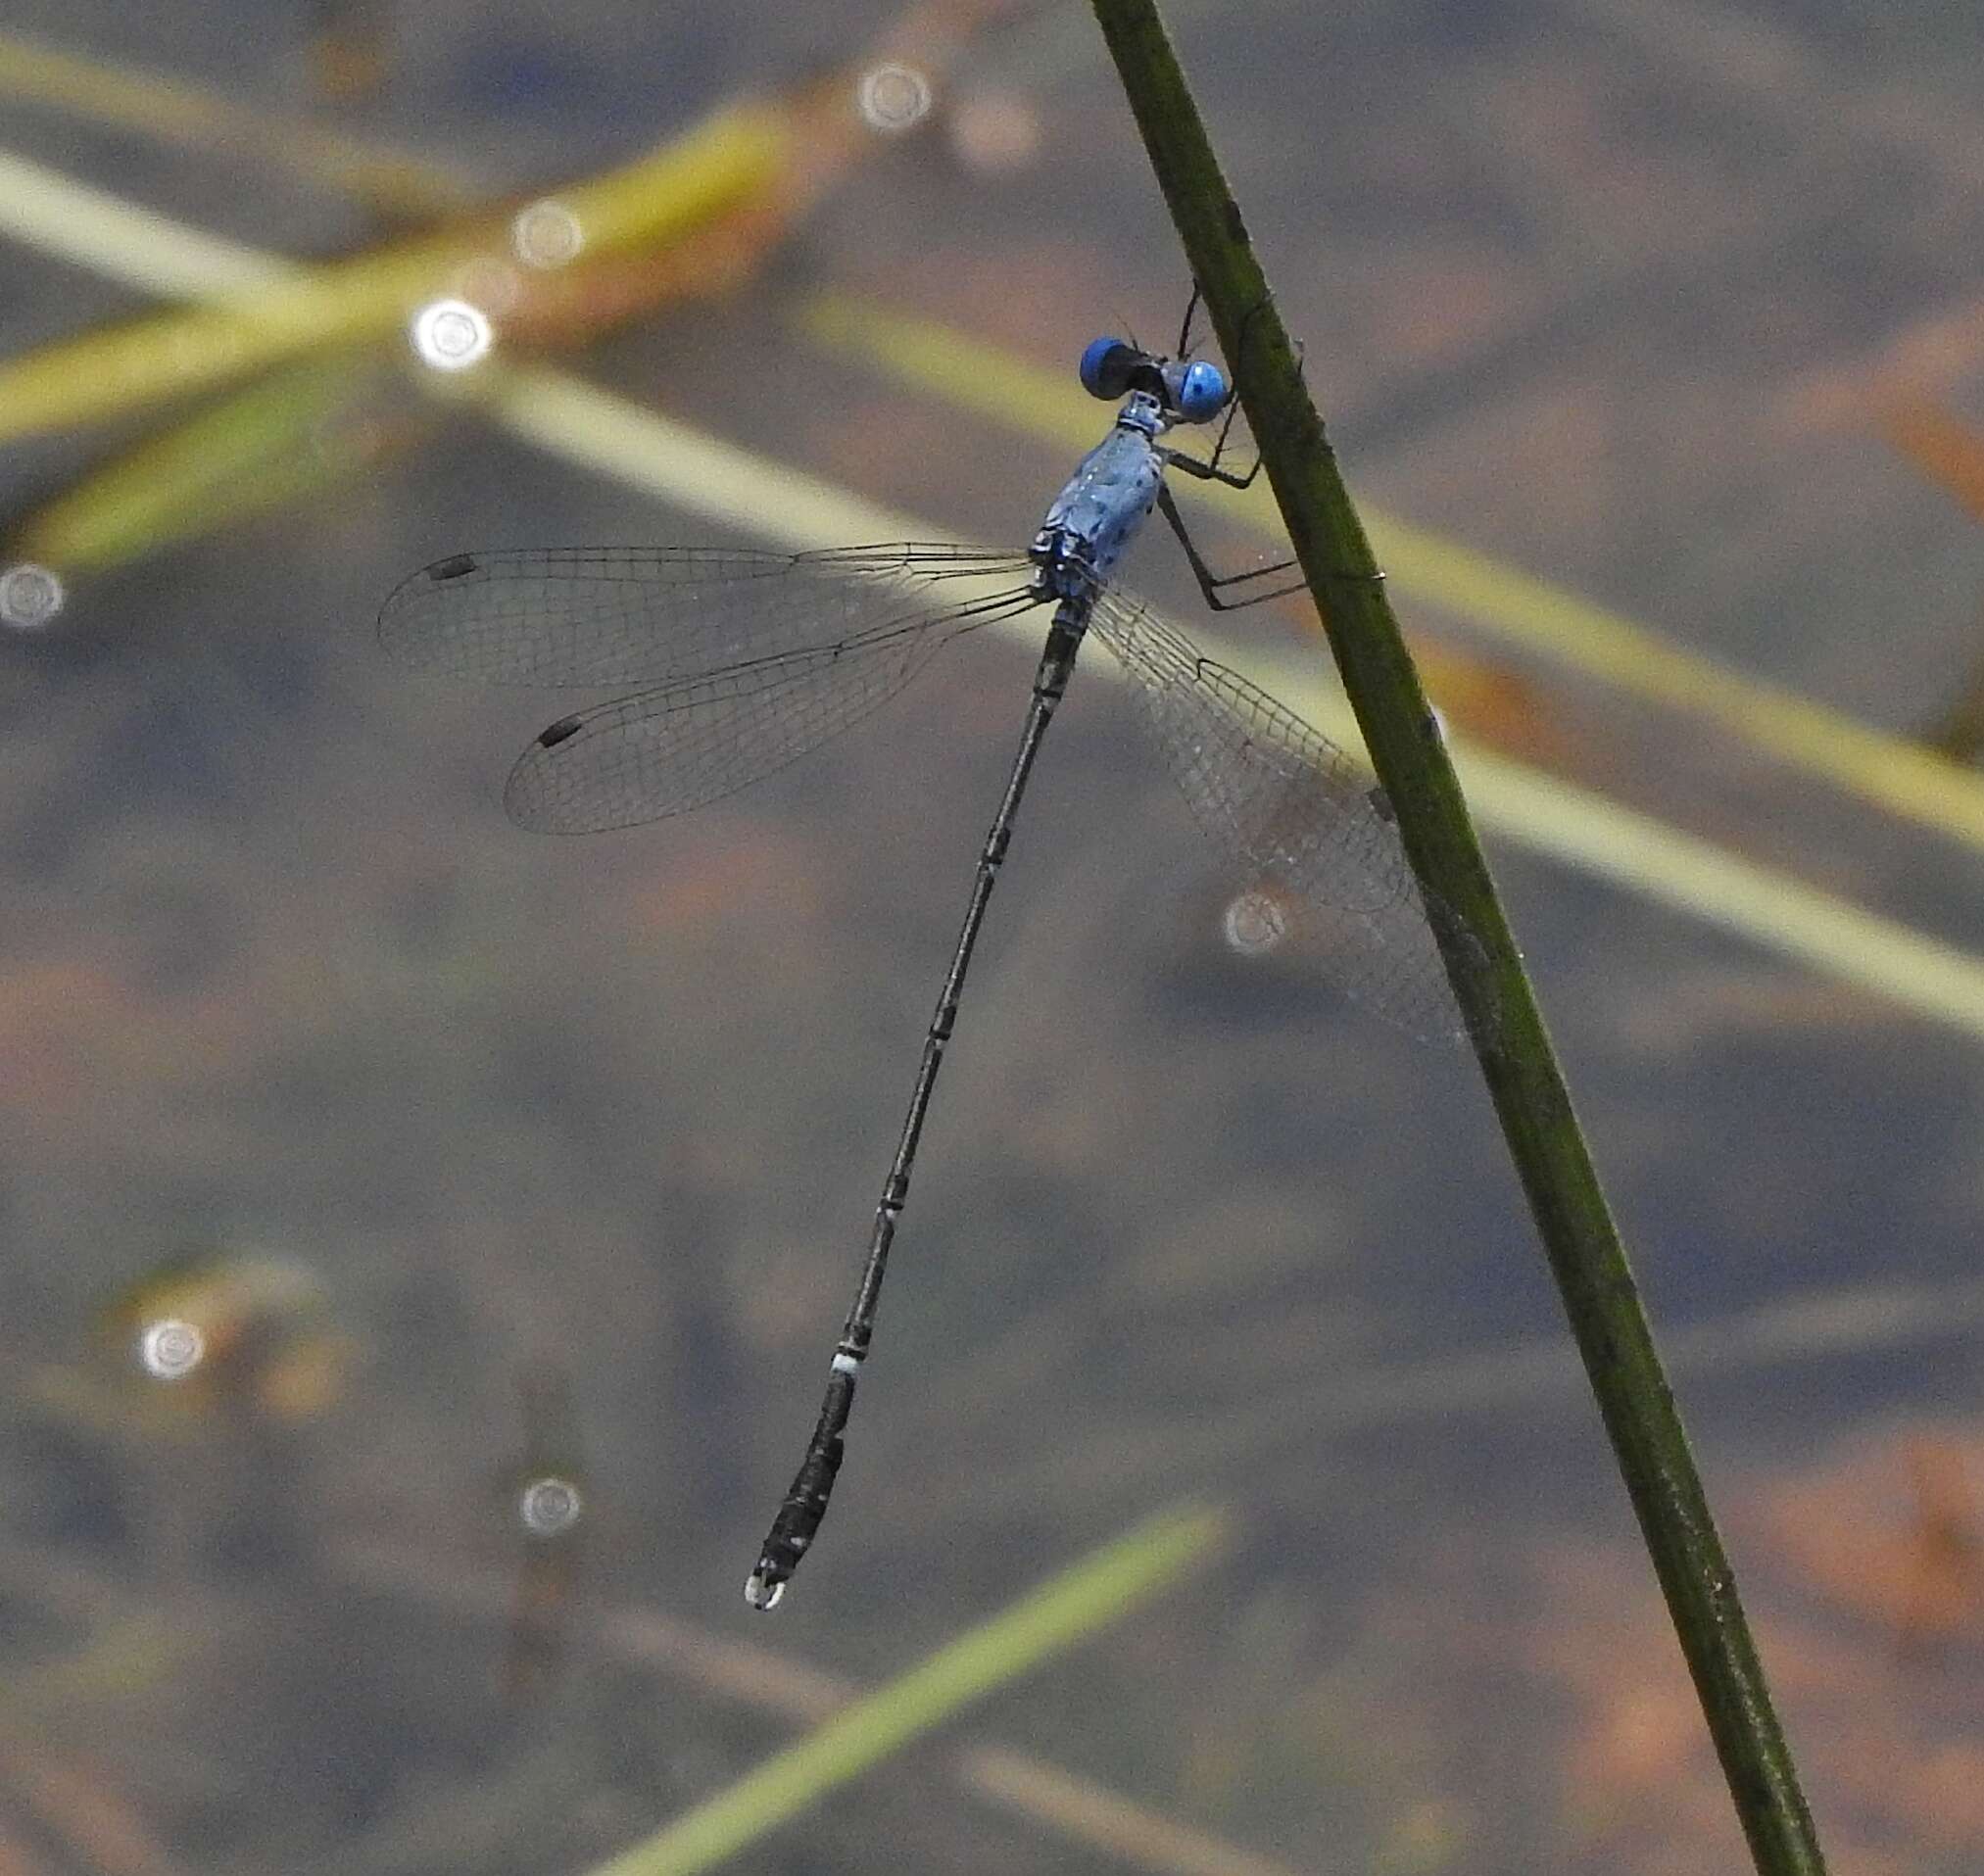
[1027,390,1174,615]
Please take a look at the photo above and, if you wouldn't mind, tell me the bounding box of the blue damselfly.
[381,314,1458,1608]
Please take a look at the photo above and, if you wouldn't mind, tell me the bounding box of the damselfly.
[380,313,1460,1609]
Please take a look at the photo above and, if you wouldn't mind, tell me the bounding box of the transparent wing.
[506,601,1043,833]
[378,545,1035,687]
[1089,589,1462,1044]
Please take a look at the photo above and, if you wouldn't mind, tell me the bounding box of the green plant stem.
[1087,4,1826,1871]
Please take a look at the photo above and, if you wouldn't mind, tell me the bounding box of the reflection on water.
[408,297,496,371]
[0,561,65,631]
[136,1317,206,1380]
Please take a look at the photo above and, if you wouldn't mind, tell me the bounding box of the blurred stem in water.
[584,1506,1227,1876]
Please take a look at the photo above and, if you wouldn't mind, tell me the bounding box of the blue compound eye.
[1079,336,1141,401]
[1174,360,1229,424]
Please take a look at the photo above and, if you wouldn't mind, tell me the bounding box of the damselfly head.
[1078,338,1228,424]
